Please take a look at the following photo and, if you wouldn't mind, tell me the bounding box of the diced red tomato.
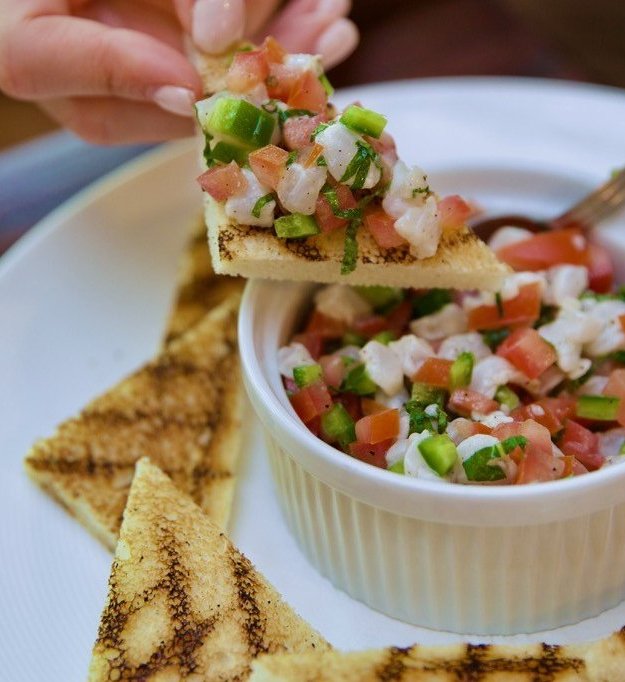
[319,354,347,389]
[226,50,269,92]
[366,132,398,166]
[496,327,556,379]
[283,113,326,150]
[266,63,301,100]
[361,398,390,416]
[538,396,577,423]
[292,332,323,359]
[287,69,327,112]
[413,358,452,388]
[336,392,363,423]
[446,417,491,444]
[587,242,613,293]
[364,206,407,249]
[248,145,288,190]
[306,415,322,438]
[561,455,589,478]
[355,409,400,444]
[467,283,542,331]
[314,184,358,233]
[438,195,471,231]
[260,36,286,64]
[604,369,625,427]
[496,228,588,271]
[510,401,562,436]
[349,438,395,469]
[196,161,247,201]
[352,315,388,338]
[305,310,346,339]
[386,299,413,338]
[559,420,603,471]
[515,442,564,484]
[448,389,499,417]
[492,419,553,455]
[289,381,333,424]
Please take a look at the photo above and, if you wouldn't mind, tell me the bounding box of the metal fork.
[471,168,625,242]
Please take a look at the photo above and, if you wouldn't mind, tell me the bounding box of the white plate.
[2,77,625,680]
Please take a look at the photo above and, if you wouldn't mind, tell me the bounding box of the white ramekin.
[239,280,625,635]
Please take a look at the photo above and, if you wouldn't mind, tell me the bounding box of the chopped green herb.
[612,351,625,364]
[278,108,316,127]
[311,122,330,140]
[286,150,298,167]
[316,155,328,166]
[251,193,275,219]
[412,289,452,318]
[339,140,379,190]
[405,400,448,435]
[534,304,558,328]
[412,186,430,197]
[322,185,362,219]
[202,132,214,167]
[341,219,360,275]
[495,292,504,318]
[580,286,625,303]
[481,327,510,350]
[319,73,334,96]
[499,435,528,453]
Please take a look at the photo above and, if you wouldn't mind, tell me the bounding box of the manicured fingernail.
[193,0,245,54]
[316,19,359,68]
[152,86,196,117]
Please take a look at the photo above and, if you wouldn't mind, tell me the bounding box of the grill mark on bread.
[229,543,269,659]
[374,646,410,680]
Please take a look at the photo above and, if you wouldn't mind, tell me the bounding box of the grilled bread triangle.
[88,458,330,681]
[194,50,509,291]
[164,215,245,346]
[250,634,625,681]
[25,293,243,550]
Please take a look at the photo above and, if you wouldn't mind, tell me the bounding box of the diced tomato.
[336,392,363,423]
[510,402,562,436]
[355,409,400,444]
[620,315,625,334]
[587,243,613,293]
[386,299,413,338]
[538,396,577,423]
[226,50,269,92]
[559,420,603,471]
[603,369,625,427]
[467,283,542,331]
[260,36,286,64]
[266,63,300,100]
[352,315,388,338]
[496,327,556,379]
[361,398,390,416]
[496,228,588,271]
[561,455,589,478]
[438,195,471,231]
[287,69,327,112]
[314,184,357,233]
[364,206,407,249]
[283,113,326,150]
[292,332,323,359]
[413,358,452,388]
[515,442,564,484]
[303,143,324,168]
[366,132,398,166]
[196,161,247,201]
[306,415,322,437]
[448,389,499,417]
[446,417,491,444]
[319,354,346,389]
[248,145,288,190]
[349,438,395,469]
[492,419,553,455]
[289,381,333,424]
[305,310,346,339]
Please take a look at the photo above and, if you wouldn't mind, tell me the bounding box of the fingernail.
[193,0,245,54]
[316,19,359,69]
[152,86,196,117]
[317,0,351,21]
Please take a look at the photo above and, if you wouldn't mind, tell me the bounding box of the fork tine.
[554,169,625,228]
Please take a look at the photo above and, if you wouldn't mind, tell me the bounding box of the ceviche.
[279,226,625,485]
[195,37,470,274]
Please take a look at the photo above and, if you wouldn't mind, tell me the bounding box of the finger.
[1,15,201,110]
[39,96,195,144]
[172,0,246,53]
[315,18,359,69]
[244,0,281,37]
[261,0,351,53]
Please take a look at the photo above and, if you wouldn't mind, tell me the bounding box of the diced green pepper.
[388,460,405,474]
[274,214,320,239]
[411,382,446,408]
[211,140,249,166]
[293,364,322,388]
[412,289,452,318]
[354,286,404,311]
[321,403,356,447]
[342,331,366,347]
[340,104,387,139]
[372,330,396,345]
[418,434,458,476]
[200,97,276,151]
[449,352,474,390]
[495,385,520,410]
[575,395,621,421]
[342,364,377,395]
[463,445,506,482]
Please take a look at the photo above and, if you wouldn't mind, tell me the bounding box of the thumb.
[173,0,245,54]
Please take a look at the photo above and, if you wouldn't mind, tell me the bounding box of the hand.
[0,0,358,144]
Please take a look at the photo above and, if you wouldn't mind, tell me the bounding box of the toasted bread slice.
[164,215,245,345]
[88,459,330,681]
[250,634,625,681]
[25,294,243,550]
[194,51,508,291]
